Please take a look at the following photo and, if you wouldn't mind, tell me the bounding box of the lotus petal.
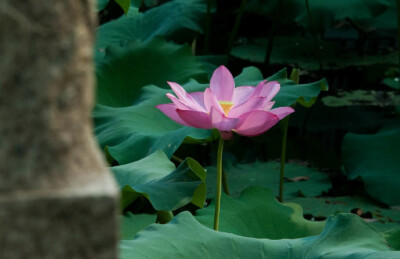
[168,81,204,111]
[156,103,191,126]
[229,97,270,118]
[269,107,295,119]
[232,86,256,106]
[166,93,192,110]
[176,109,213,129]
[204,88,224,114]
[210,107,239,131]
[234,110,280,136]
[189,91,206,110]
[253,81,280,102]
[210,66,235,101]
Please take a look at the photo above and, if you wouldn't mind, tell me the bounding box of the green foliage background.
[95,0,400,257]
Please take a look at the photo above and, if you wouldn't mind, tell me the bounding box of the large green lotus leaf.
[111,150,207,210]
[274,78,328,108]
[94,66,326,164]
[231,37,398,71]
[342,122,400,206]
[196,187,324,238]
[120,211,399,258]
[206,161,331,199]
[96,37,208,107]
[95,0,206,62]
[121,212,157,240]
[246,0,392,32]
[288,196,400,232]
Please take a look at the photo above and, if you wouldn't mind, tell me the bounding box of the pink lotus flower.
[156,66,294,139]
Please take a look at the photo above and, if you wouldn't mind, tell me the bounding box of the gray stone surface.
[0,0,119,258]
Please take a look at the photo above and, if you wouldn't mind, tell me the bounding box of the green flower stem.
[305,0,323,71]
[222,168,230,195]
[214,137,224,231]
[279,116,290,203]
[226,0,247,55]
[156,210,174,224]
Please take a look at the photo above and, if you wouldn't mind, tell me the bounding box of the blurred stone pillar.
[0,1,119,258]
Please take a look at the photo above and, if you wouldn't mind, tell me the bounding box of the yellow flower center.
[218,101,234,116]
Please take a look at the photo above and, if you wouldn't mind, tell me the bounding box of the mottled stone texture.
[0,0,119,258]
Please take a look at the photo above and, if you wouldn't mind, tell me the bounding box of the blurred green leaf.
[196,187,325,238]
[322,90,400,107]
[97,0,138,13]
[98,0,109,11]
[96,37,208,107]
[197,55,228,79]
[289,196,400,232]
[383,227,400,250]
[342,121,400,206]
[359,1,398,31]
[115,0,131,14]
[120,211,398,258]
[382,78,400,90]
[131,0,143,8]
[233,66,265,86]
[121,212,157,240]
[276,78,328,107]
[95,0,206,61]
[206,161,331,199]
[290,104,390,132]
[246,0,392,32]
[111,150,207,210]
[231,37,398,70]
[382,67,400,90]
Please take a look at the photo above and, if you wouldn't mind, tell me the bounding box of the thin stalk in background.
[305,0,323,71]
[204,0,212,53]
[192,37,197,55]
[214,137,224,231]
[264,0,283,71]
[346,18,367,41]
[226,0,247,55]
[171,155,183,163]
[222,168,230,195]
[397,0,400,91]
[278,68,299,203]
